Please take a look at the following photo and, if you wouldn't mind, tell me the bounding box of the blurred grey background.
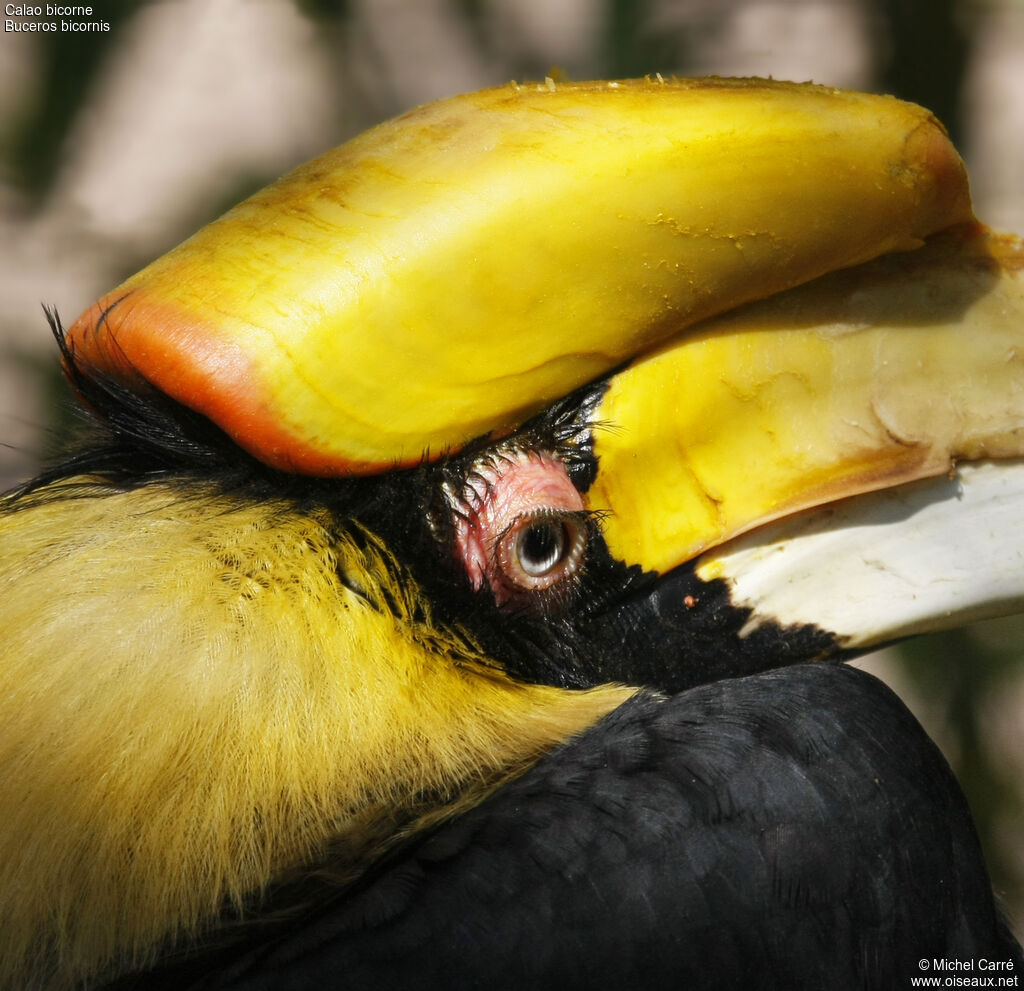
[2,0,1023,940]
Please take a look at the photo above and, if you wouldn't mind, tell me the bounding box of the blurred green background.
[1,0,1022,940]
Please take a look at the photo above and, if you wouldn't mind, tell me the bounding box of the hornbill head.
[1,78,1023,989]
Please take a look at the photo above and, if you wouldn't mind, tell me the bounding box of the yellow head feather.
[0,482,631,989]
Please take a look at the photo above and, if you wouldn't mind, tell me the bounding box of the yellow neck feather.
[0,482,632,990]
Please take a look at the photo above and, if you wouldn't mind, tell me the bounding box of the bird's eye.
[448,449,590,605]
[497,511,587,590]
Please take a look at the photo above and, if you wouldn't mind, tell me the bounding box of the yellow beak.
[588,225,1024,573]
[62,77,1024,638]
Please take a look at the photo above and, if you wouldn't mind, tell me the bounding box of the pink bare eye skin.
[450,450,585,602]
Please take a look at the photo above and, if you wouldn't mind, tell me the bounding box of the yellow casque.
[66,77,971,474]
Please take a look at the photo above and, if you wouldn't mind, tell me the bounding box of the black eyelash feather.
[543,381,608,491]
[29,307,265,494]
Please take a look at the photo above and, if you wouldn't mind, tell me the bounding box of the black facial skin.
[373,381,842,694]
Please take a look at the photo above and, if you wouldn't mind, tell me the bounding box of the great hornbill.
[2,77,1024,990]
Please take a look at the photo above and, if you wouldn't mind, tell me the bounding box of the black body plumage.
[111,664,1021,989]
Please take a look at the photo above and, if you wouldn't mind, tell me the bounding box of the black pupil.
[518,520,567,576]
